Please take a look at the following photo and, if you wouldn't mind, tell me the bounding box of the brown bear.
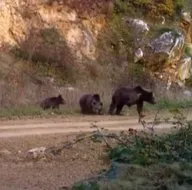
[79,93,103,115]
[40,94,66,110]
[108,86,156,122]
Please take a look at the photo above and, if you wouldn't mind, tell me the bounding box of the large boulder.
[123,18,149,47]
[124,18,149,34]
[144,29,185,71]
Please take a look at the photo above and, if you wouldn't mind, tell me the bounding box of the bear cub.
[40,94,66,110]
[79,93,103,115]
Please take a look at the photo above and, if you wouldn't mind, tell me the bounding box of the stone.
[149,30,184,60]
[178,56,192,81]
[134,48,143,63]
[0,149,12,156]
[145,29,185,71]
[123,18,149,34]
[181,11,191,23]
[26,147,46,159]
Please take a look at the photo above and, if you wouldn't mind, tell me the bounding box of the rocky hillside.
[0,0,191,107]
[0,0,113,61]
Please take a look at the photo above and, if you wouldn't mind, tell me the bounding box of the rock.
[181,11,191,23]
[145,29,185,71]
[177,80,185,88]
[167,77,172,90]
[178,56,192,81]
[66,86,75,91]
[0,149,12,156]
[183,90,192,98]
[26,147,46,159]
[134,48,143,63]
[124,18,149,34]
[149,30,184,58]
[123,18,149,47]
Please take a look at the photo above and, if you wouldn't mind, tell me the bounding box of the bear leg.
[115,103,124,115]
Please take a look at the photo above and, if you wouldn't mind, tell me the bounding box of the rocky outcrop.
[0,0,191,89]
[0,0,112,60]
[145,30,185,72]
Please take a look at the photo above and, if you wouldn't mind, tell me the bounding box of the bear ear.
[134,86,143,92]
[58,94,62,98]
[93,94,100,100]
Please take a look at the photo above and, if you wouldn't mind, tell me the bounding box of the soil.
[0,114,179,190]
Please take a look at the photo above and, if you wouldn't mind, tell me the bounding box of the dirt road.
[0,115,175,190]
[0,115,173,138]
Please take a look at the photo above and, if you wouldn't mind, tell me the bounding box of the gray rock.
[144,30,185,71]
[124,18,149,34]
[178,56,192,81]
[123,18,149,47]
[134,48,144,63]
[149,31,184,60]
[183,90,192,97]
[181,11,191,23]
[26,147,46,159]
[0,149,12,156]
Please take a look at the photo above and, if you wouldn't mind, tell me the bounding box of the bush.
[72,113,192,190]
[110,121,192,166]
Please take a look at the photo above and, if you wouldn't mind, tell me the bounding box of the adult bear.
[40,94,66,110]
[108,86,156,122]
[79,93,103,114]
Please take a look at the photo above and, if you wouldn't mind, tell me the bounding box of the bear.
[40,94,66,110]
[79,93,103,115]
[108,85,156,122]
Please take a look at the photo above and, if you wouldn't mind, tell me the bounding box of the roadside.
[0,111,190,190]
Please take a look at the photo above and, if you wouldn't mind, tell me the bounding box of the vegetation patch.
[147,98,192,110]
[72,111,192,190]
[0,106,79,120]
[109,122,192,166]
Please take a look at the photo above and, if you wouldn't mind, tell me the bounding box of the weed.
[0,106,80,120]
[109,121,192,166]
[72,110,192,190]
[152,99,192,110]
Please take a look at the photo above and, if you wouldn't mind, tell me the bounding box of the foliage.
[0,106,79,119]
[109,122,192,166]
[96,0,187,85]
[72,182,100,190]
[72,110,192,190]
[73,163,192,190]
[113,0,185,19]
[153,99,192,110]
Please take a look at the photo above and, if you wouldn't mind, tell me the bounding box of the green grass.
[0,106,80,120]
[0,98,191,119]
[146,99,192,110]
[73,163,192,190]
[72,118,192,190]
[109,122,192,166]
